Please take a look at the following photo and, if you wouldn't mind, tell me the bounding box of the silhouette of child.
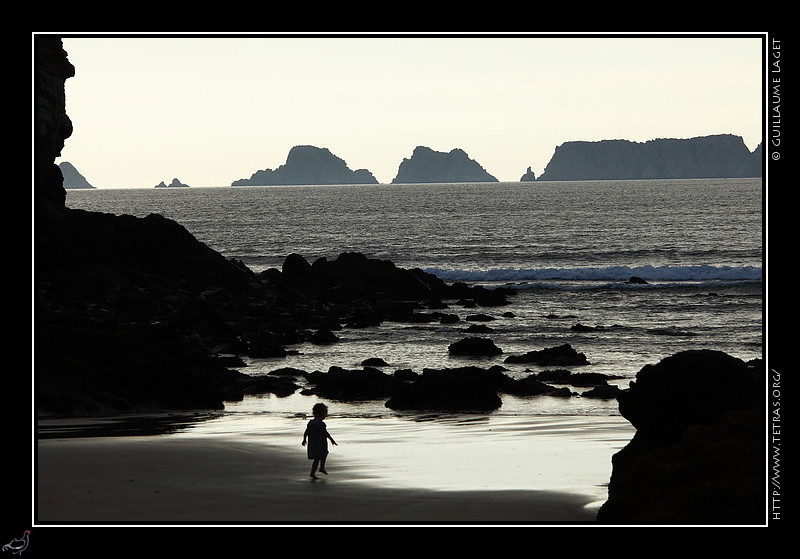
[302,403,337,479]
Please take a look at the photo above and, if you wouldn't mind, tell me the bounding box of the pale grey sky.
[52,33,764,188]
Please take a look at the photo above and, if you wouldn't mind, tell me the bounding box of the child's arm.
[326,430,337,445]
[302,428,308,446]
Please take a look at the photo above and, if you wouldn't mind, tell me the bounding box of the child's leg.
[319,457,327,474]
[310,458,319,478]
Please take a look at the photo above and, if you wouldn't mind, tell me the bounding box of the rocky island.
[57,161,95,189]
[232,145,378,186]
[391,146,497,184]
[519,166,536,182]
[537,134,762,181]
[155,178,190,188]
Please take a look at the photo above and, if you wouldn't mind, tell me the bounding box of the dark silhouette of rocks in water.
[597,350,764,524]
[391,146,498,184]
[232,145,378,186]
[304,366,400,402]
[361,357,390,368]
[265,251,514,310]
[570,323,604,332]
[448,337,503,356]
[537,135,762,181]
[385,367,505,411]
[58,161,95,189]
[536,369,621,387]
[519,166,536,182]
[155,178,190,188]
[504,343,590,366]
[580,384,623,399]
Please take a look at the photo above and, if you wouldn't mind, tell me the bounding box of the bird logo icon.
[2,531,29,555]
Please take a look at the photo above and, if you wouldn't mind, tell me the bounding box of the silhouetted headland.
[537,135,762,181]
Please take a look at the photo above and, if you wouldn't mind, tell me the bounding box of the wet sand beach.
[36,412,634,525]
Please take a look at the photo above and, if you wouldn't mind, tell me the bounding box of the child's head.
[312,403,328,418]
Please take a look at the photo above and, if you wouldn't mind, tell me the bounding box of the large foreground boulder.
[617,350,757,442]
[597,350,764,524]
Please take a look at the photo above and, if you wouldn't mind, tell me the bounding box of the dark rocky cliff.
[391,146,498,184]
[35,38,74,212]
[35,37,280,415]
[232,145,378,186]
[538,134,762,181]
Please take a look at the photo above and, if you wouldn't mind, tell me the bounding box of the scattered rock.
[571,323,604,332]
[504,343,589,366]
[304,366,399,401]
[439,313,460,324]
[646,327,696,337]
[268,367,307,378]
[309,328,340,345]
[500,374,572,397]
[241,375,300,397]
[361,357,390,368]
[464,324,493,333]
[581,385,623,399]
[466,313,495,322]
[448,337,503,356]
[385,367,504,411]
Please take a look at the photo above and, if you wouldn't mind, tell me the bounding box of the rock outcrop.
[385,367,505,412]
[538,135,762,181]
[391,146,498,184]
[155,178,190,188]
[504,343,589,366]
[597,350,764,524]
[58,161,95,189]
[232,145,378,186]
[519,166,536,182]
[448,337,503,357]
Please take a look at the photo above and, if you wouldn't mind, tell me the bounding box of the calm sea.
[65,178,763,418]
